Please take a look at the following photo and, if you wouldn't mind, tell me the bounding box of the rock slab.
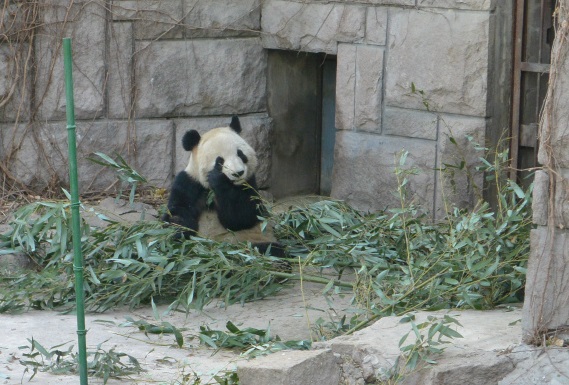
[238,349,341,385]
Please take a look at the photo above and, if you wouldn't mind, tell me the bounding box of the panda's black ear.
[182,130,201,151]
[229,115,242,134]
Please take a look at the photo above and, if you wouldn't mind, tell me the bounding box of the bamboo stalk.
[270,271,354,289]
[63,37,88,385]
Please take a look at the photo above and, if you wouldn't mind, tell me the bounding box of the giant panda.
[161,116,285,258]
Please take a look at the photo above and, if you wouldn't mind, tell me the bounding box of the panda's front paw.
[208,157,230,189]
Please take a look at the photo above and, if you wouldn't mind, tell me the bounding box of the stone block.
[522,227,569,343]
[435,115,485,217]
[134,38,266,118]
[35,0,106,121]
[335,44,356,131]
[0,120,173,191]
[261,0,365,54]
[173,114,272,188]
[355,45,384,132]
[417,0,496,10]
[237,349,341,385]
[323,0,414,5]
[385,8,489,116]
[532,170,549,226]
[0,43,30,122]
[366,7,388,46]
[107,22,133,119]
[183,0,261,32]
[132,120,175,188]
[384,107,438,140]
[499,347,569,385]
[331,131,436,213]
[111,0,184,40]
[427,353,514,385]
[336,44,384,132]
[316,309,522,385]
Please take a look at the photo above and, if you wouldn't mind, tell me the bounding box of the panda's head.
[183,116,258,188]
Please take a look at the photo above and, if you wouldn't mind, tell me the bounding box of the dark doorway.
[267,50,336,198]
[320,59,337,196]
[511,0,556,187]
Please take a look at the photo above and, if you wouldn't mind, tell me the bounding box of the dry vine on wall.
[0,0,190,210]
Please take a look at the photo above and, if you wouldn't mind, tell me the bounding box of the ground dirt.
[0,280,353,385]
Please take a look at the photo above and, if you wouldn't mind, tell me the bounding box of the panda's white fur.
[184,126,258,188]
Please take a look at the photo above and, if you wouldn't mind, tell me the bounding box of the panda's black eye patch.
[237,150,248,163]
[214,156,224,171]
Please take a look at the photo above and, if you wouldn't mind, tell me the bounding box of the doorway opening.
[511,0,556,188]
[267,50,336,198]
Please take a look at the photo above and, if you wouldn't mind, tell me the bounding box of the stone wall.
[0,0,272,191]
[0,0,512,217]
[522,0,569,343]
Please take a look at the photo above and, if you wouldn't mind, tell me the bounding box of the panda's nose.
[235,170,245,177]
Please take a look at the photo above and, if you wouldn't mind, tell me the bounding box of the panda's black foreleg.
[162,171,206,237]
[208,162,263,232]
[161,206,200,237]
[252,242,287,259]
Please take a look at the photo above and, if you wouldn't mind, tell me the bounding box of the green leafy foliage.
[0,205,290,313]
[168,368,240,385]
[87,152,147,205]
[0,145,531,343]
[387,314,463,381]
[18,338,143,384]
[198,321,310,357]
[117,297,185,347]
[311,313,362,341]
[274,148,531,329]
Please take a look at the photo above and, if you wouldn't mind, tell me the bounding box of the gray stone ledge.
[315,309,522,385]
[237,349,341,385]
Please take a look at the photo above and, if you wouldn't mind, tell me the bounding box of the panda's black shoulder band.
[229,115,242,134]
[182,130,201,151]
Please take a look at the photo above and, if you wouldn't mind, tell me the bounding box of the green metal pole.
[63,37,89,385]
